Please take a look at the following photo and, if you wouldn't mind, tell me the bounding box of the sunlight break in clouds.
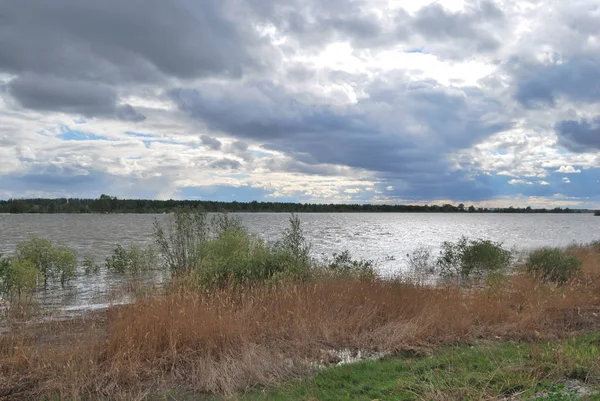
[0,0,599,208]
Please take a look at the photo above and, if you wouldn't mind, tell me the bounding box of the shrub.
[323,250,376,279]
[171,214,316,288]
[407,246,435,276]
[105,244,158,274]
[0,255,39,302]
[277,214,311,266]
[153,207,209,274]
[437,237,512,281]
[82,256,101,275]
[524,248,582,284]
[15,235,77,287]
[194,217,315,287]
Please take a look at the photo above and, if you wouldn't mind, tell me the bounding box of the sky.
[0,0,599,208]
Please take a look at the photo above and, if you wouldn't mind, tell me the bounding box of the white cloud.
[508,179,533,185]
[556,165,581,174]
[538,181,550,185]
[562,177,571,184]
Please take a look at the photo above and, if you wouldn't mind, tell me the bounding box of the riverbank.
[241,335,600,400]
[1,242,600,399]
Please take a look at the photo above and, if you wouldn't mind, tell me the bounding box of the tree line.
[0,195,593,214]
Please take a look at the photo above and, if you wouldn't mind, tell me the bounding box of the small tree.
[153,207,209,273]
[16,235,77,288]
[0,256,39,302]
[279,214,310,266]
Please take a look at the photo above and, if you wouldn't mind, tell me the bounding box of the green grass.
[240,335,600,401]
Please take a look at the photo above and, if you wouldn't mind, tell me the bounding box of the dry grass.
[1,249,600,399]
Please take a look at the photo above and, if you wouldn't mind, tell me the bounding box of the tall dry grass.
[1,250,599,399]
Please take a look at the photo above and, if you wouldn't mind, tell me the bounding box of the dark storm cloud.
[0,0,269,82]
[513,56,600,107]
[0,0,274,118]
[409,0,504,56]
[555,116,600,153]
[8,75,145,121]
[200,135,223,150]
[171,76,512,190]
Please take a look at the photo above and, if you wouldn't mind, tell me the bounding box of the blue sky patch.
[57,127,109,141]
[126,131,155,138]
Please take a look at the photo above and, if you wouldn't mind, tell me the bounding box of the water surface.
[0,213,597,313]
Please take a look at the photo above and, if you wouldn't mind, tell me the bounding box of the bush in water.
[189,214,315,287]
[0,255,39,302]
[524,248,582,284]
[153,207,209,274]
[15,235,77,287]
[323,250,376,279]
[436,237,512,282]
[105,244,158,274]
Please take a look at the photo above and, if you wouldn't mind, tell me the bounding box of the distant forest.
[0,195,595,214]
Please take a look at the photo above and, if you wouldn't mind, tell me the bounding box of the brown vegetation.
[1,247,600,400]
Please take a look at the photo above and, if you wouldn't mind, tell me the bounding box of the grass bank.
[242,335,600,400]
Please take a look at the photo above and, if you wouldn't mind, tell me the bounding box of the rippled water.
[0,213,598,314]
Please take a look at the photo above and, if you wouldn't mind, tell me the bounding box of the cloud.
[409,1,505,59]
[0,0,271,82]
[562,177,571,184]
[231,141,249,152]
[209,158,242,170]
[556,165,581,174]
[7,75,145,121]
[508,179,533,185]
[555,117,600,153]
[200,135,222,150]
[171,76,511,181]
[513,57,600,108]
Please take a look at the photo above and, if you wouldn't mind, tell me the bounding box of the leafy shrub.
[277,214,311,266]
[194,216,315,287]
[105,244,158,274]
[524,248,582,284]
[323,250,375,279]
[168,214,315,288]
[437,237,512,281]
[407,246,435,275]
[0,255,39,302]
[15,235,77,287]
[153,207,208,274]
[82,256,101,275]
[210,213,246,237]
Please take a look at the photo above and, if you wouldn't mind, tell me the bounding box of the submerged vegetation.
[0,209,599,399]
[0,235,78,303]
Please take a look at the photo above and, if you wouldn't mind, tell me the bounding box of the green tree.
[0,256,40,302]
[16,235,77,287]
